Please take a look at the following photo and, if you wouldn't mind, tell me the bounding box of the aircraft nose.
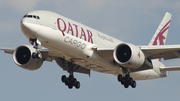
[21,18,40,39]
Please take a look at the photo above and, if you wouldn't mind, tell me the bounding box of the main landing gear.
[117,74,136,88]
[61,74,80,89]
[61,62,80,89]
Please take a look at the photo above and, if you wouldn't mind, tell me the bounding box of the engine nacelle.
[13,45,44,70]
[113,43,145,69]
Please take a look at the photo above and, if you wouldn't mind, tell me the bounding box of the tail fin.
[149,12,172,46]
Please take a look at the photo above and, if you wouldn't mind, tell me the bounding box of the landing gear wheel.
[65,81,69,86]
[32,52,37,59]
[124,83,129,88]
[36,52,41,59]
[75,81,80,89]
[117,74,123,82]
[61,75,67,83]
[131,81,136,88]
[121,80,124,85]
[68,84,73,89]
[73,78,77,85]
[129,77,133,84]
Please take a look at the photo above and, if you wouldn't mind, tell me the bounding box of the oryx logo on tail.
[149,12,172,46]
[153,20,171,45]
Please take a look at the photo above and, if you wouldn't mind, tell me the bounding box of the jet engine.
[113,43,145,69]
[13,45,44,70]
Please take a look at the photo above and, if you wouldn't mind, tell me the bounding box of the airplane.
[1,10,180,89]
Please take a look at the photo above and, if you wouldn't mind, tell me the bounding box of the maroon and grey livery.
[1,11,180,89]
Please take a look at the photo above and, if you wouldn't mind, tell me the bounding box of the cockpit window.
[23,15,27,18]
[23,14,40,19]
[37,16,40,19]
[27,15,33,18]
[33,15,36,19]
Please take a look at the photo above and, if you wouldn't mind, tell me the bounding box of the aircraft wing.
[96,44,180,61]
[140,45,180,60]
[0,47,90,75]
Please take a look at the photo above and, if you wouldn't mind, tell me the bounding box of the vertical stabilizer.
[149,12,172,46]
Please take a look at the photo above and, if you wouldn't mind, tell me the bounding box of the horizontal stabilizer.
[160,66,180,71]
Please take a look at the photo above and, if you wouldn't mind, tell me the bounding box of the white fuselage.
[21,10,167,80]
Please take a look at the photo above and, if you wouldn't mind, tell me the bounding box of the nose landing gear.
[29,38,42,59]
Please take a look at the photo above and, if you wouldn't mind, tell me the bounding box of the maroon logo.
[138,51,141,58]
[153,20,170,45]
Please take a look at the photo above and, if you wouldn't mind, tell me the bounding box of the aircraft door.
[51,17,57,30]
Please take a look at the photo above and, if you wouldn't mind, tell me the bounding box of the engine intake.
[13,45,44,70]
[113,43,145,69]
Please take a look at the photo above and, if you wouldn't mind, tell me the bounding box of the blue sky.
[1,0,180,101]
